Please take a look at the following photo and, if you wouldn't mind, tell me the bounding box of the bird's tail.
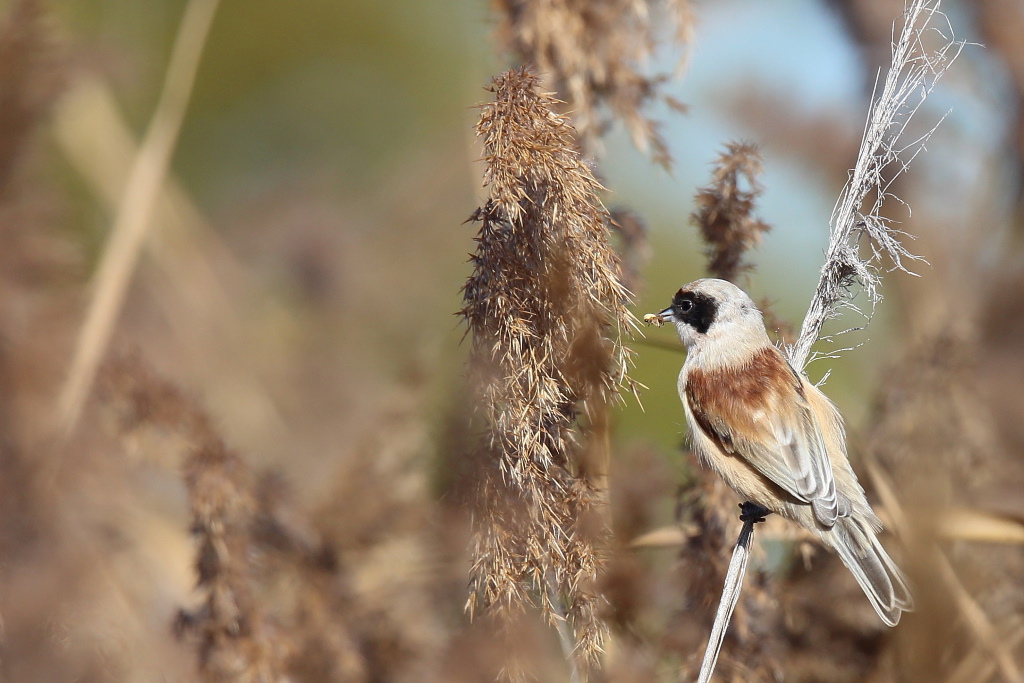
[824,516,914,626]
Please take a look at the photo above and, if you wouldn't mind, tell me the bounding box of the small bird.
[655,278,913,626]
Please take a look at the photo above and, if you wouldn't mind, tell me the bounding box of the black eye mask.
[672,290,718,335]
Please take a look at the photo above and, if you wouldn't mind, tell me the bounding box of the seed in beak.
[643,313,665,327]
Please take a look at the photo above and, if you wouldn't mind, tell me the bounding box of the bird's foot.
[738,502,771,524]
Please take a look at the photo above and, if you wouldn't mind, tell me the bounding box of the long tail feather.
[827,517,913,626]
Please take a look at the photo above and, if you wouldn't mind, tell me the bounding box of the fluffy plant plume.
[788,0,963,371]
[494,0,692,167]
[691,142,793,341]
[101,356,284,683]
[100,354,448,683]
[460,66,636,673]
[691,142,771,285]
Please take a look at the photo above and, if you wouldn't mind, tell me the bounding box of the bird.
[654,278,913,626]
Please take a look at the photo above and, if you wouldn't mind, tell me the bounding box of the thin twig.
[50,76,287,439]
[51,77,248,318]
[548,572,584,683]
[694,504,767,683]
[55,0,220,438]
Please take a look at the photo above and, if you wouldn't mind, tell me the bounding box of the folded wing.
[685,347,839,527]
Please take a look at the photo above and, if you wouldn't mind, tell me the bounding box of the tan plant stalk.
[56,0,219,437]
[461,66,636,674]
[788,0,962,372]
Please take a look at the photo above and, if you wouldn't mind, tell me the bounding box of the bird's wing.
[685,350,840,527]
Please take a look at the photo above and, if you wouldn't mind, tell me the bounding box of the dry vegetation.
[494,0,694,166]
[460,66,636,677]
[0,0,1022,682]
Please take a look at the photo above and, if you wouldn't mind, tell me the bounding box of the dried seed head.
[691,142,771,286]
[495,0,693,167]
[461,66,637,670]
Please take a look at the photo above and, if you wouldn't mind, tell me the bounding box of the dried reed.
[101,356,283,682]
[460,65,636,675]
[3,0,1017,680]
[788,0,962,372]
[691,142,792,341]
[692,142,771,285]
[56,0,220,438]
[494,0,692,166]
[855,329,1024,682]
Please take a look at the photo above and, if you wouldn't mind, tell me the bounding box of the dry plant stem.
[50,77,281,430]
[788,0,962,372]
[693,505,767,683]
[461,66,637,672]
[56,0,219,437]
[866,453,1023,683]
[547,572,583,683]
[52,77,246,318]
[947,626,1024,683]
[864,454,1024,683]
[935,551,1024,683]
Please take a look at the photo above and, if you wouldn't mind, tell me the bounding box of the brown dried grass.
[102,356,285,682]
[0,1,1020,682]
[460,65,636,674]
[494,0,693,166]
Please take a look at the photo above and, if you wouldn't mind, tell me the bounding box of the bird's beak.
[657,307,675,323]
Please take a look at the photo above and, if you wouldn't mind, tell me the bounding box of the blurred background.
[1,0,1022,680]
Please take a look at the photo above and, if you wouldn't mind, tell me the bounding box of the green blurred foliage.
[48,0,890,474]
[61,0,494,199]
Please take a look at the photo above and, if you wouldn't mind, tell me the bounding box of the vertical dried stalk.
[495,0,693,166]
[56,0,219,437]
[788,0,962,371]
[461,66,636,673]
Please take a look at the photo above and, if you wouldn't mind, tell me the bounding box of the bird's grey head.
[658,278,769,358]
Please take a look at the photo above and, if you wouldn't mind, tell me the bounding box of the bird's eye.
[679,298,694,313]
